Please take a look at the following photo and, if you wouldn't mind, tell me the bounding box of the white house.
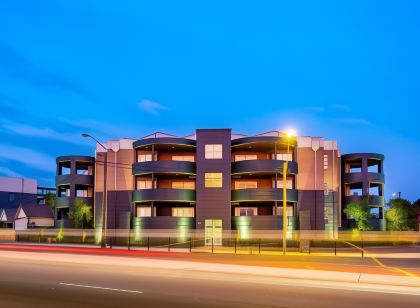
[14,204,54,231]
[0,208,18,228]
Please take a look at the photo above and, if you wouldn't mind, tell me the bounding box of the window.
[324,183,329,196]
[136,180,152,190]
[274,206,293,216]
[273,179,293,189]
[137,154,153,162]
[324,154,329,170]
[234,154,257,162]
[172,181,195,189]
[172,155,195,162]
[58,187,70,197]
[235,207,257,216]
[172,207,194,217]
[205,172,223,188]
[234,181,257,189]
[274,153,292,161]
[8,193,15,202]
[136,207,152,217]
[76,189,88,197]
[205,144,222,159]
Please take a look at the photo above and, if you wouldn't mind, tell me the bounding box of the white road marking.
[59,283,143,294]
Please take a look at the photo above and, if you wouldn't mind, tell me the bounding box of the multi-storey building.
[54,129,385,232]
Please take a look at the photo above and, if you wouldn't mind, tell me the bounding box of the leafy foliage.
[68,198,93,229]
[343,199,372,231]
[45,193,55,208]
[385,198,410,231]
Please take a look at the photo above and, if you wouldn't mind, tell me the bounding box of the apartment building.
[54,129,385,231]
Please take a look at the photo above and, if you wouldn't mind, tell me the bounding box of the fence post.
[147,237,150,252]
[189,237,192,253]
[361,240,364,257]
[234,237,237,254]
[212,236,214,254]
[259,238,261,254]
[308,240,311,255]
[128,231,131,251]
[168,237,170,252]
[334,240,337,256]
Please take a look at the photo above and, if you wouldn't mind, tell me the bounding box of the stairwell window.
[205,173,223,188]
[205,144,222,159]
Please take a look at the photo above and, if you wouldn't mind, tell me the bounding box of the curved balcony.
[232,216,298,230]
[133,137,196,149]
[342,172,385,184]
[132,189,196,203]
[341,153,384,161]
[132,161,196,175]
[345,195,384,206]
[232,160,298,175]
[231,188,298,202]
[55,174,94,186]
[231,136,297,148]
[56,155,95,164]
[132,217,195,229]
[55,197,70,208]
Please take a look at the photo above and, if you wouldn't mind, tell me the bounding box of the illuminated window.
[172,181,195,189]
[324,183,329,195]
[137,154,153,162]
[235,207,257,216]
[235,154,257,161]
[172,155,195,162]
[234,181,257,189]
[274,207,293,216]
[205,144,222,159]
[274,179,293,189]
[205,172,223,188]
[136,180,152,190]
[172,207,194,217]
[324,154,329,170]
[274,154,292,161]
[136,207,152,217]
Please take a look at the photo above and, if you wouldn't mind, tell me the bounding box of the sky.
[0,1,419,200]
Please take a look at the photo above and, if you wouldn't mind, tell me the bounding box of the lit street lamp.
[82,133,108,248]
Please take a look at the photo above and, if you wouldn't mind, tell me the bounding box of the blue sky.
[0,1,419,200]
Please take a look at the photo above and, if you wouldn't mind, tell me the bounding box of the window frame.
[204,172,223,188]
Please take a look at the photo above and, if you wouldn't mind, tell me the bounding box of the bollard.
[189,237,192,253]
[361,241,364,257]
[259,239,261,254]
[234,238,237,254]
[308,240,311,255]
[128,232,131,251]
[147,237,150,251]
[168,237,170,252]
[334,241,337,256]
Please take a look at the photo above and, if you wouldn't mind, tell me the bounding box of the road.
[0,247,419,307]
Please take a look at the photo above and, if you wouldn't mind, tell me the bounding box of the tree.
[385,198,410,231]
[408,199,420,231]
[45,193,55,208]
[68,198,93,229]
[343,199,372,231]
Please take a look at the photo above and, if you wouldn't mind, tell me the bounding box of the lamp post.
[82,133,108,248]
[281,130,296,256]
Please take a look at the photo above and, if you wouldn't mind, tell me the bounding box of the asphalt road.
[0,250,419,308]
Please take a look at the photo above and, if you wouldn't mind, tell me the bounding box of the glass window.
[172,207,194,217]
[235,154,258,161]
[172,181,195,189]
[274,154,292,161]
[8,193,15,202]
[205,172,223,188]
[76,189,88,197]
[274,179,293,189]
[137,207,152,217]
[136,180,152,190]
[274,207,293,216]
[234,207,257,216]
[137,154,153,162]
[234,181,257,189]
[205,144,222,159]
[324,154,329,170]
[172,155,195,162]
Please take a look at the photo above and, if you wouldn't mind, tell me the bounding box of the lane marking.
[59,283,143,294]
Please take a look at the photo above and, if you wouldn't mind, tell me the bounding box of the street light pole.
[82,133,108,248]
[282,137,290,256]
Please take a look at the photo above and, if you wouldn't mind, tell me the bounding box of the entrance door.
[205,219,223,246]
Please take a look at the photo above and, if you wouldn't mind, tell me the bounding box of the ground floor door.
[205,219,222,246]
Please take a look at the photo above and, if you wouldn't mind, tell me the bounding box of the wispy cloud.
[305,106,325,113]
[139,99,168,115]
[1,120,90,146]
[335,118,372,126]
[0,166,24,178]
[0,42,94,101]
[332,104,350,111]
[0,144,55,171]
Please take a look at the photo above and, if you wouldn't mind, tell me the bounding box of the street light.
[282,129,296,256]
[82,133,108,248]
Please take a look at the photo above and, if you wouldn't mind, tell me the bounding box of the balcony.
[132,160,196,175]
[55,174,94,186]
[132,216,195,229]
[232,216,297,230]
[232,160,298,175]
[132,188,196,203]
[342,172,385,184]
[345,195,384,206]
[231,188,298,202]
[54,196,94,208]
